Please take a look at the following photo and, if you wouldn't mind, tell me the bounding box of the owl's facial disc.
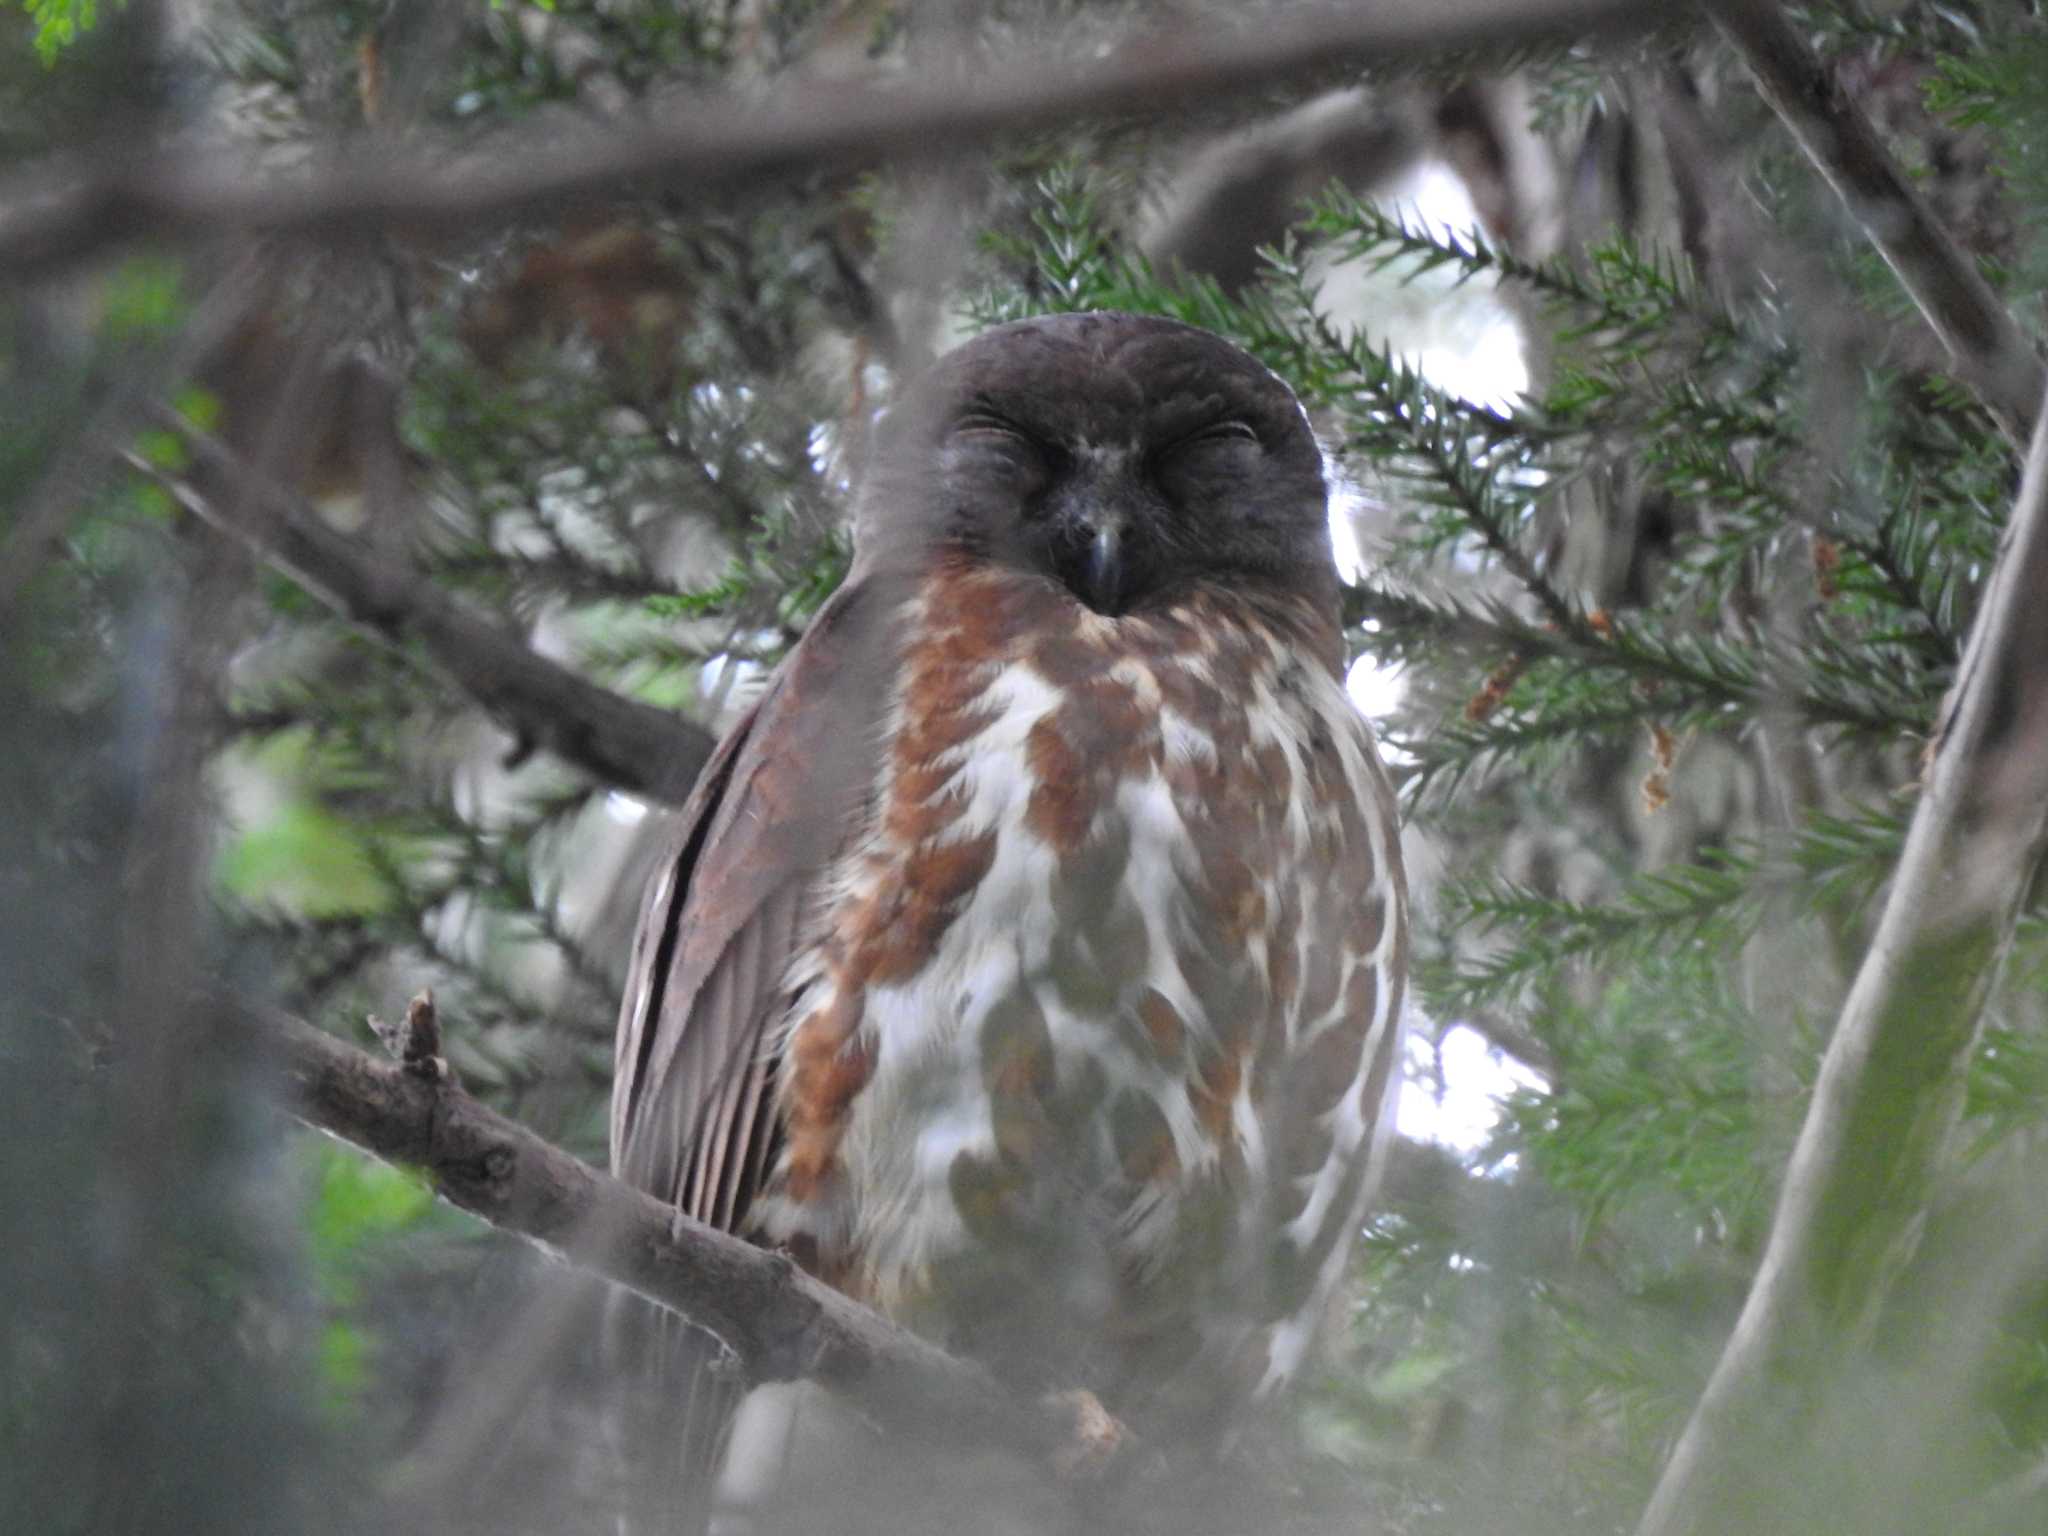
[869,314,1339,619]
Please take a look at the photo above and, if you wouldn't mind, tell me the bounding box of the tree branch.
[135,423,714,806]
[250,987,1478,1467]
[1636,386,2048,1533]
[245,993,1040,1449]
[0,0,1674,279]
[1708,0,2046,447]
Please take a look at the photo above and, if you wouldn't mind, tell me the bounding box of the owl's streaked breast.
[748,556,1406,1405]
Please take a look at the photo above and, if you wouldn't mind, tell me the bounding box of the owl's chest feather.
[754,562,1402,1380]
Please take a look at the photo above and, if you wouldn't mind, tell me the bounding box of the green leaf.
[218,801,395,918]
[134,427,187,471]
[304,1141,432,1275]
[99,254,185,339]
[316,1320,369,1412]
[20,0,104,64]
[172,383,223,433]
[129,480,177,524]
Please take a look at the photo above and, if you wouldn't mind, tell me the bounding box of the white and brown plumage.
[611,312,1407,1513]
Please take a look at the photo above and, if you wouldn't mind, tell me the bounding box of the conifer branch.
[1708,0,2045,447]
[1352,580,1932,768]
[129,421,715,806]
[1841,500,1966,665]
[1304,189,1749,371]
[1429,865,1755,1016]
[1429,809,1905,1014]
[1637,377,2048,1536]
[1310,320,1579,630]
[1389,697,1646,802]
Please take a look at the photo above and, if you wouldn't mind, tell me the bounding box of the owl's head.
[858,312,1336,619]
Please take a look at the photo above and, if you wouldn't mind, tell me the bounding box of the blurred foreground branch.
[0,0,1671,278]
[135,423,713,805]
[249,993,1043,1450]
[1636,391,2048,1532]
[1709,0,2045,445]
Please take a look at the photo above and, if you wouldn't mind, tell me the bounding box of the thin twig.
[0,0,1675,280]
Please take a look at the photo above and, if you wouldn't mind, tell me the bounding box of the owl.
[611,311,1407,1529]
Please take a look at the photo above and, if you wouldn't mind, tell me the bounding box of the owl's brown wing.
[610,576,897,1234]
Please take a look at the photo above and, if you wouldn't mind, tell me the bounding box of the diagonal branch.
[246,992,1039,1449]
[1635,375,2048,1534]
[255,989,1457,1459]
[135,423,713,806]
[0,0,1675,279]
[1708,0,2045,447]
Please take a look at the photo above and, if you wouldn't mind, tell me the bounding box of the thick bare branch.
[1709,0,2045,445]
[0,0,1673,278]
[138,425,713,805]
[252,995,1039,1448]
[257,989,1483,1461]
[1636,393,2048,1534]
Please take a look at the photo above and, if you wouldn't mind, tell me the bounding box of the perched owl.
[610,312,1407,1528]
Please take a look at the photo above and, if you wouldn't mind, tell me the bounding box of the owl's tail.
[606,1291,748,1536]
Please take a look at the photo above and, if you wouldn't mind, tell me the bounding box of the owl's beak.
[1080,518,1126,615]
